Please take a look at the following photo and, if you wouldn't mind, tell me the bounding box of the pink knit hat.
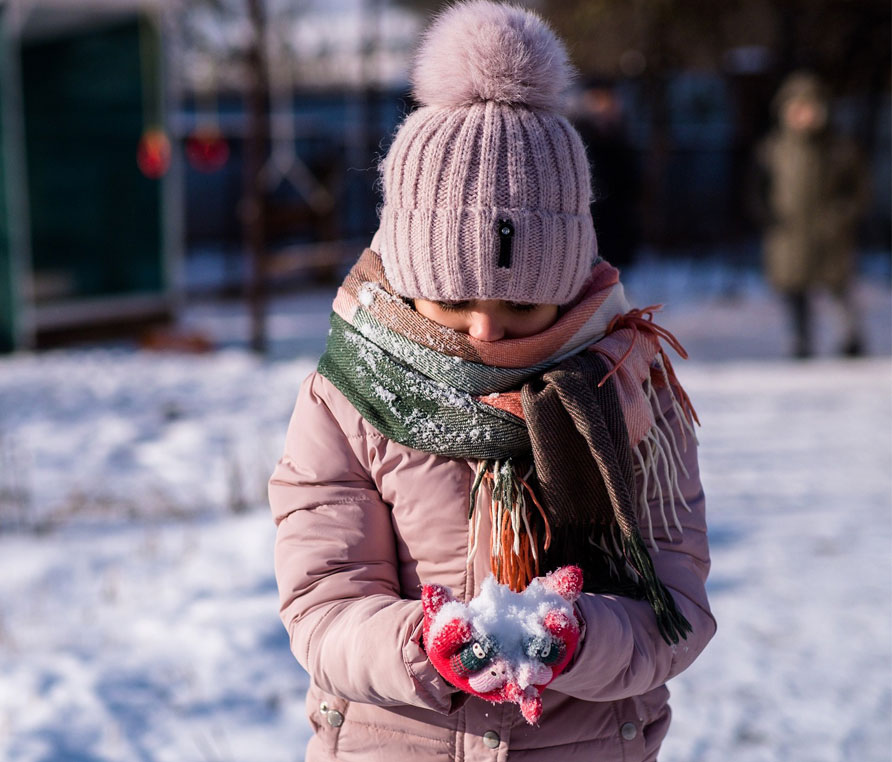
[374,1,597,305]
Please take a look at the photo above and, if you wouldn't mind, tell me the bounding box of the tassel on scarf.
[622,531,693,644]
[469,459,553,593]
[600,304,699,427]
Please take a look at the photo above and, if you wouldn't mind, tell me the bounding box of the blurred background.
[0,0,889,353]
[0,1,889,761]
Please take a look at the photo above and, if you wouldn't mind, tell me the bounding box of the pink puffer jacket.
[270,371,715,762]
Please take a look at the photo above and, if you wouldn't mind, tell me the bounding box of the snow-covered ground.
[0,351,316,530]
[1,262,889,761]
[663,359,891,762]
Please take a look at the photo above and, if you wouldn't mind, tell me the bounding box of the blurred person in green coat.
[753,71,872,358]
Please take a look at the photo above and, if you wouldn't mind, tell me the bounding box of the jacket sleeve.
[834,138,872,230]
[269,371,458,712]
[548,383,716,701]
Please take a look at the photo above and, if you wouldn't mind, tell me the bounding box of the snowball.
[428,575,577,662]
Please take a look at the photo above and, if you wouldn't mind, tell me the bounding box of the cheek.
[434,313,468,331]
[507,308,559,338]
[532,309,559,331]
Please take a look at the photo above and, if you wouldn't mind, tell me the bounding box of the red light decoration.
[185,126,230,173]
[137,128,172,178]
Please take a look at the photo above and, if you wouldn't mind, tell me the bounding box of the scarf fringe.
[468,459,553,593]
[623,530,693,645]
[630,367,698,551]
[601,304,700,431]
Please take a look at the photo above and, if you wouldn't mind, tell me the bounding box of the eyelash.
[436,301,471,312]
[435,301,538,313]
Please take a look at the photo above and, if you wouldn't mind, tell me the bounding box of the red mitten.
[421,566,583,724]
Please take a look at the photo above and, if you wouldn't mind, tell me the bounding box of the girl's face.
[414,298,559,341]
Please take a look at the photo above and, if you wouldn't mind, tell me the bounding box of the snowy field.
[1,263,890,761]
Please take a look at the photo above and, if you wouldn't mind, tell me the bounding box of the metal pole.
[0,0,35,350]
[243,0,270,354]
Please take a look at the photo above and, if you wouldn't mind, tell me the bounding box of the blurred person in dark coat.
[574,82,641,270]
[753,71,872,358]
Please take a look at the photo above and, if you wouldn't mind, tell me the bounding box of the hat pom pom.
[411,1,573,111]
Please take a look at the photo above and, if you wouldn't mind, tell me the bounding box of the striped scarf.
[319,249,697,644]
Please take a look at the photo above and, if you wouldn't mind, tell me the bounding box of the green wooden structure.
[0,1,178,351]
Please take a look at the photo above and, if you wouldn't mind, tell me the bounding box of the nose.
[468,657,511,693]
[467,310,505,341]
[517,660,553,689]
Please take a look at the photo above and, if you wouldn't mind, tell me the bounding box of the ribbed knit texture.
[375,2,597,305]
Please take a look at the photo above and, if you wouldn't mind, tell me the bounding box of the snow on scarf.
[318,249,698,644]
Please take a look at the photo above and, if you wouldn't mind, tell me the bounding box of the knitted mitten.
[421,566,583,725]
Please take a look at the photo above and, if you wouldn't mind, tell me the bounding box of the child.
[270,3,715,760]
[753,71,871,358]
